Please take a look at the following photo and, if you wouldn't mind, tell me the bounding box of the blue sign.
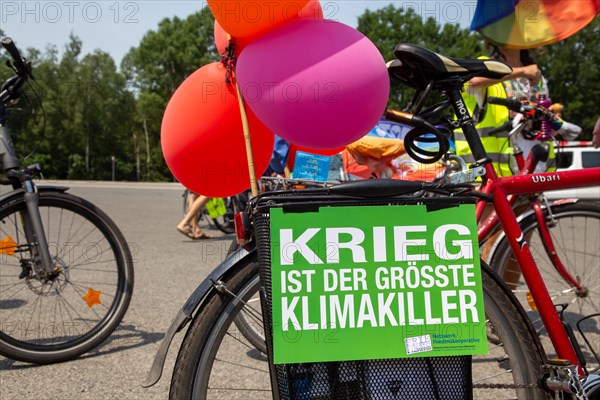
[293,151,332,181]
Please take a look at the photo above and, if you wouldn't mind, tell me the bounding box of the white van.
[545,141,600,200]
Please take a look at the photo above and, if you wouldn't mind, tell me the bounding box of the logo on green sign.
[269,204,487,364]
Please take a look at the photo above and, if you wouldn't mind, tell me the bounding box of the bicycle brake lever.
[26,163,43,179]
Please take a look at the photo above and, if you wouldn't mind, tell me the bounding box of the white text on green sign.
[269,204,487,364]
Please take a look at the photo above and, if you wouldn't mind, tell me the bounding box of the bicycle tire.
[0,191,134,364]
[491,201,600,369]
[169,259,546,399]
[182,189,191,216]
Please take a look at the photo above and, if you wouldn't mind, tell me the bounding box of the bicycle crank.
[543,360,590,399]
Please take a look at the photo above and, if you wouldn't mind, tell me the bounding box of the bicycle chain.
[473,383,540,389]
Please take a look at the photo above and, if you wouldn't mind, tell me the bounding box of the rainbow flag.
[471,0,600,49]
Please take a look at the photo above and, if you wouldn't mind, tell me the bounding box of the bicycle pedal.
[544,361,587,398]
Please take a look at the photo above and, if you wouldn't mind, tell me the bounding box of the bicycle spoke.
[0,284,33,322]
[213,356,269,374]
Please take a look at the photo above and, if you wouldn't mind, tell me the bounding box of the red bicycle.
[386,43,599,395]
[434,96,600,363]
[471,99,599,362]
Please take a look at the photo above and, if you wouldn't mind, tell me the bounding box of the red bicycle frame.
[477,146,587,291]
[441,85,600,375]
[477,147,538,241]
[477,164,600,372]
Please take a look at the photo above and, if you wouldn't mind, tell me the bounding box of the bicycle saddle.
[388,43,512,90]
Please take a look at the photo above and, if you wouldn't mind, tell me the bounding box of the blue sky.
[1,1,475,65]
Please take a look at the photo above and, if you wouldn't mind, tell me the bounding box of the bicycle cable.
[2,53,46,162]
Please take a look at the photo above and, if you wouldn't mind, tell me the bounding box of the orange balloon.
[212,1,322,57]
[161,62,274,197]
[208,0,311,38]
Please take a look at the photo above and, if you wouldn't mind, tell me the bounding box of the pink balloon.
[236,19,389,149]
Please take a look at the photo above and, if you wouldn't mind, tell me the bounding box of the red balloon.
[214,20,252,57]
[213,20,229,56]
[300,0,324,20]
[161,62,274,197]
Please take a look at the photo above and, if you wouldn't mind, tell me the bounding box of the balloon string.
[223,42,236,84]
[235,80,259,197]
[223,43,259,197]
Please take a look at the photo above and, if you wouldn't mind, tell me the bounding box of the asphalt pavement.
[0,181,234,399]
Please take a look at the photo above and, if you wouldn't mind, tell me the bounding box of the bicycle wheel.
[182,189,191,215]
[492,201,600,369]
[0,191,134,363]
[169,260,546,399]
[226,240,266,354]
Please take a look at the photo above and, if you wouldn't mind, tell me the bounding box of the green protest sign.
[269,204,487,364]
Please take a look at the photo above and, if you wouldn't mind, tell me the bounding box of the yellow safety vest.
[455,69,556,176]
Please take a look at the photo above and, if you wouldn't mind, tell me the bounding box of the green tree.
[357,5,484,110]
[537,18,599,138]
[77,50,136,180]
[1,34,136,180]
[123,7,218,180]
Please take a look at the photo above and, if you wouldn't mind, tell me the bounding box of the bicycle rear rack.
[577,313,600,374]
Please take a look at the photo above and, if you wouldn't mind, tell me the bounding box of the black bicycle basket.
[251,183,477,400]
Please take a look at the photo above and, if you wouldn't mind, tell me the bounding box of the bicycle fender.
[0,186,69,205]
[481,198,579,264]
[143,245,257,388]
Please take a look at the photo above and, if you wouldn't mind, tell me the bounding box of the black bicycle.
[0,37,134,364]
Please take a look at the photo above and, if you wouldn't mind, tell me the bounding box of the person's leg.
[183,192,199,232]
[177,195,211,238]
[189,196,211,237]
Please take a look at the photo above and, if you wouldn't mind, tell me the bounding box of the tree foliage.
[121,7,217,180]
[537,18,599,138]
[357,5,484,110]
[1,34,136,180]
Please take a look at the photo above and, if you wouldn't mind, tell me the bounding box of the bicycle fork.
[8,169,56,279]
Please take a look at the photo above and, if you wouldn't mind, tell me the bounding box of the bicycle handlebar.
[487,97,526,113]
[488,96,558,121]
[1,37,32,79]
